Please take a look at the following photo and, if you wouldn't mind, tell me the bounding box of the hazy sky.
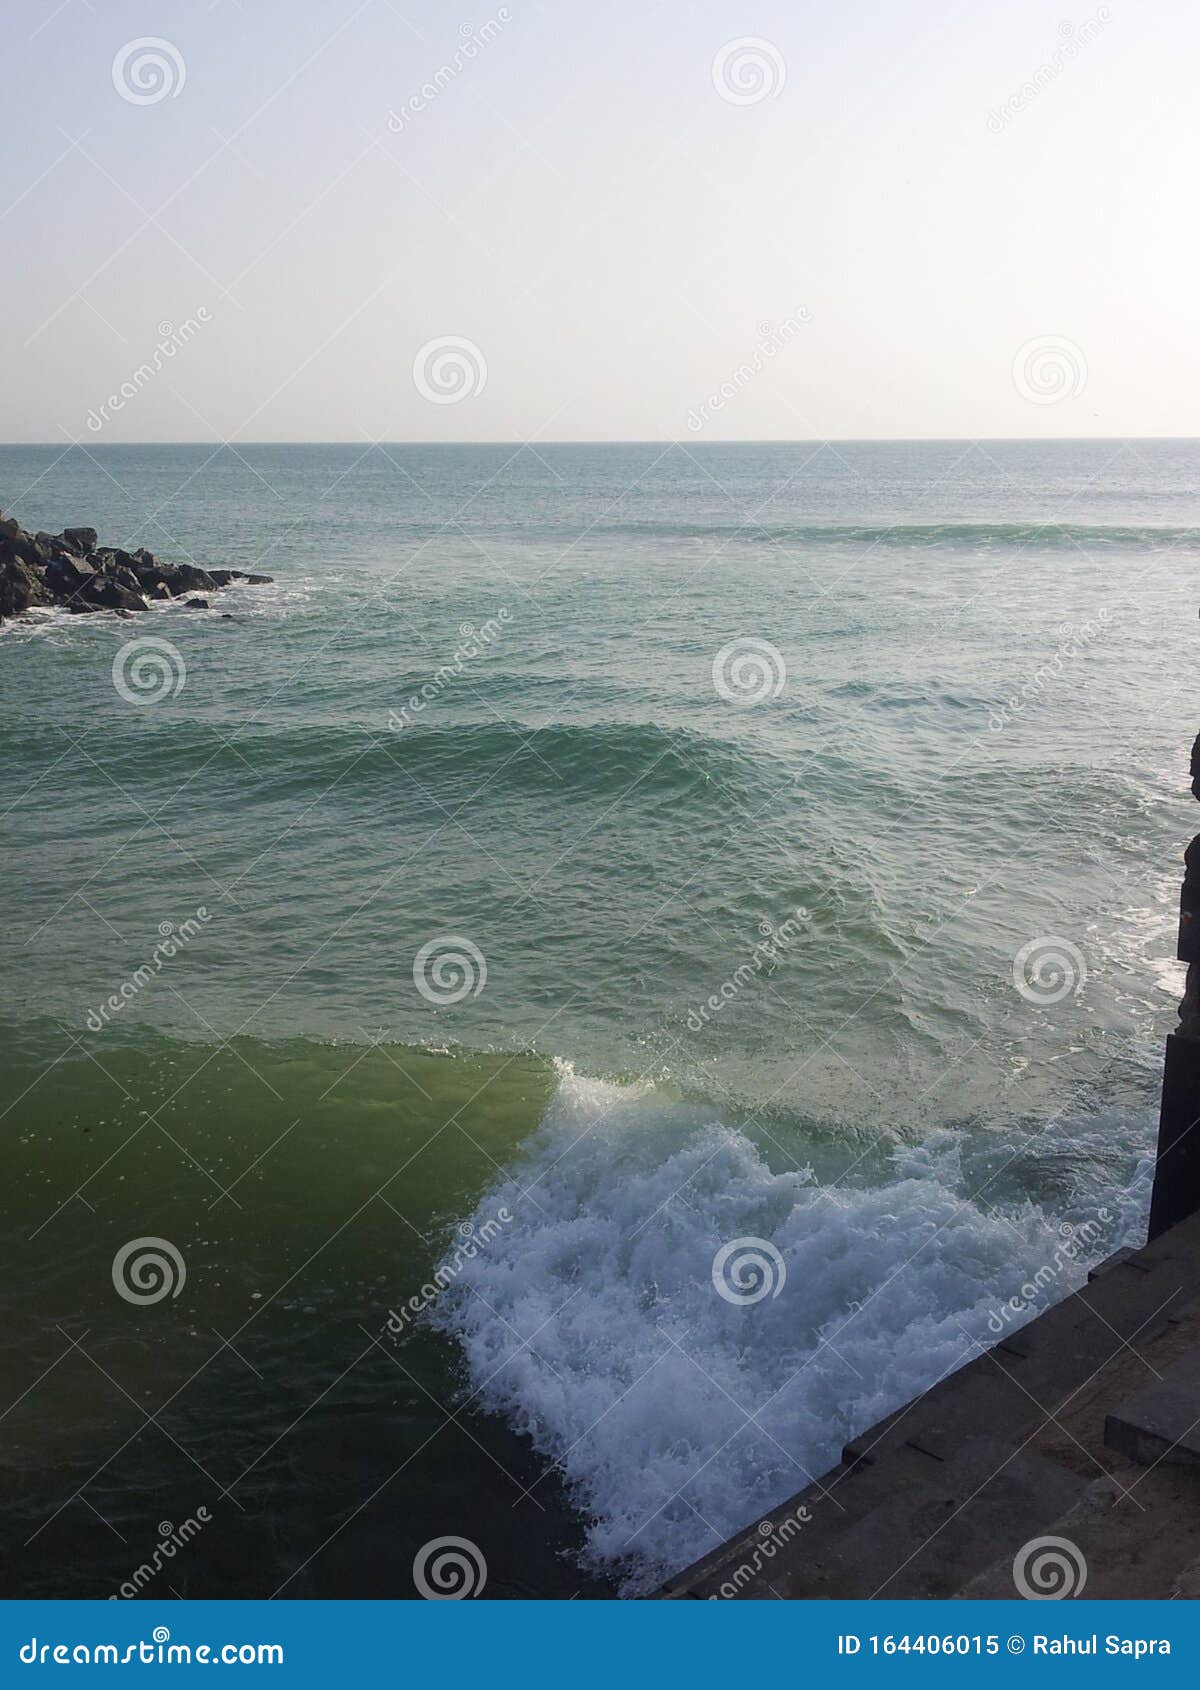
[3,0,1195,443]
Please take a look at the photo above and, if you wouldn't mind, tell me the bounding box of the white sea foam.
[433,1064,1153,1593]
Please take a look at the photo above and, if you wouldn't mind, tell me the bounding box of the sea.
[0,437,1196,1598]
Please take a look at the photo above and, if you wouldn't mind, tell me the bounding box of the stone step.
[1105,1345,1200,1468]
[956,1465,1200,1601]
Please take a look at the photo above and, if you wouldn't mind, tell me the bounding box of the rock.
[77,577,148,613]
[174,563,217,594]
[44,555,98,603]
[95,546,140,571]
[0,512,269,624]
[0,556,42,619]
[132,559,215,597]
[208,568,273,586]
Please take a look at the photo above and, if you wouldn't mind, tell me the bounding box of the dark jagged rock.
[208,568,271,586]
[124,556,217,597]
[0,555,44,620]
[0,510,272,626]
[75,577,149,613]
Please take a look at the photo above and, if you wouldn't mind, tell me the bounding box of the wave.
[16,717,773,810]
[559,520,1200,550]
[431,1064,1154,1594]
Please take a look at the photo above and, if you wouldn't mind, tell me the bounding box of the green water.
[2,440,1196,1593]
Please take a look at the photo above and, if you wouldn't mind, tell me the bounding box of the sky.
[2,0,1196,443]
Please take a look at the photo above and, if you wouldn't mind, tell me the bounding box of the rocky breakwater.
[0,511,272,624]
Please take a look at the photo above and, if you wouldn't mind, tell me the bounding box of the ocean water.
[0,438,1195,1597]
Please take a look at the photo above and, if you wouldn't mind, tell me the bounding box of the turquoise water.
[0,439,1195,1596]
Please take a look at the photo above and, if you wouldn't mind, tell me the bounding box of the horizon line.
[3,435,1200,450]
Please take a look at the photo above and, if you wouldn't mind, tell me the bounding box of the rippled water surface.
[1,439,1195,1595]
